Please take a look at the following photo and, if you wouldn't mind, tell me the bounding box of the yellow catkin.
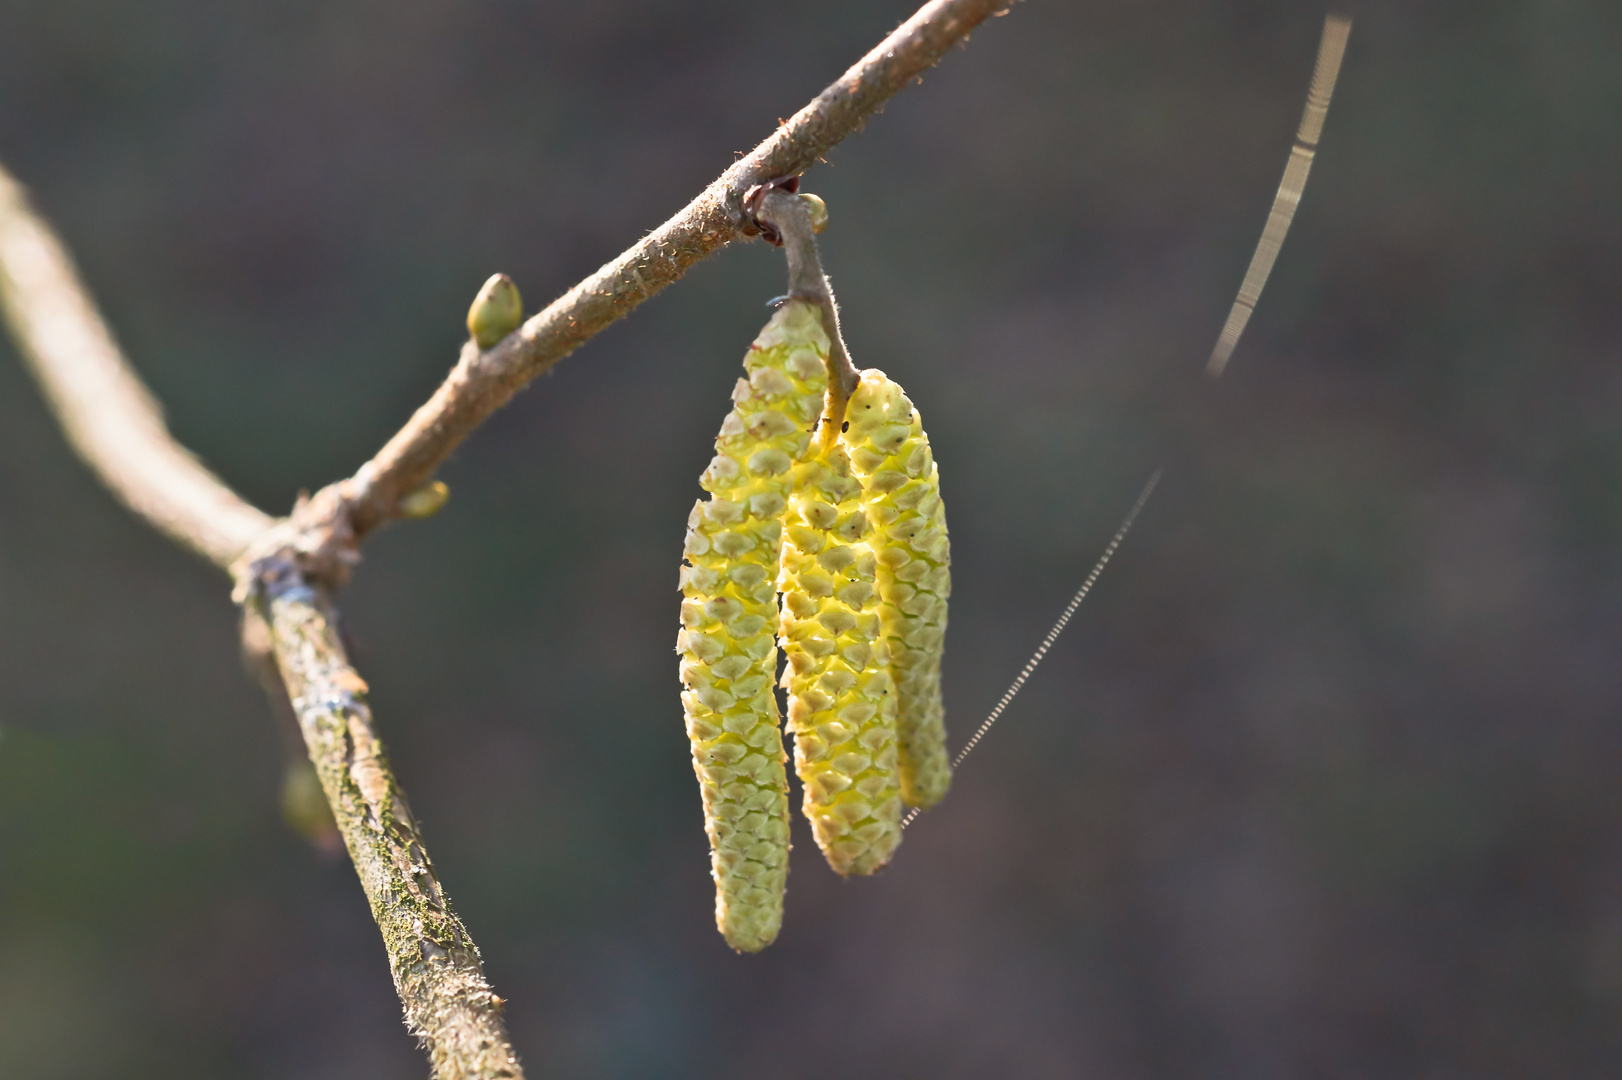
[842,369,952,808]
[678,299,830,951]
[778,442,903,876]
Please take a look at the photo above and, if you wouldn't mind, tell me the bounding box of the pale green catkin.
[678,299,830,951]
[778,442,903,876]
[842,369,952,809]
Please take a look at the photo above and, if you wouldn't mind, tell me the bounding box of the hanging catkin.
[842,369,952,808]
[678,298,830,952]
[778,441,904,876]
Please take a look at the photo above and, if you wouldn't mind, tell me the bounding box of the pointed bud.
[396,480,450,519]
[467,273,523,349]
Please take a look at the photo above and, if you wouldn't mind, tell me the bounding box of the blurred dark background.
[2,0,1620,1075]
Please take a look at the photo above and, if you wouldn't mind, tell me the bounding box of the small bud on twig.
[467,273,523,349]
[396,480,450,519]
[798,192,829,234]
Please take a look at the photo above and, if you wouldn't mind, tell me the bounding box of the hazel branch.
[0,1,1018,1074]
[328,0,1013,544]
[0,164,274,569]
[251,559,524,1079]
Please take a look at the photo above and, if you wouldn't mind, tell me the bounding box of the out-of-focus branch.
[252,559,523,1079]
[328,0,1014,543]
[0,0,1012,581]
[0,160,517,1076]
[0,1,1017,1075]
[0,165,274,569]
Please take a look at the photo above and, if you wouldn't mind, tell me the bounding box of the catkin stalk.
[778,442,903,876]
[842,369,952,808]
[679,299,830,951]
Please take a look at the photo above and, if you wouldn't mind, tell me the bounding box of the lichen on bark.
[254,557,523,1080]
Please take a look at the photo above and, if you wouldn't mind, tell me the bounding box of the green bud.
[799,192,829,235]
[467,273,523,349]
[397,480,450,519]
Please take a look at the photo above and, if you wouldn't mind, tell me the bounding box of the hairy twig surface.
[329,0,1014,549]
[253,560,522,1078]
[753,187,861,438]
[0,1,1013,1075]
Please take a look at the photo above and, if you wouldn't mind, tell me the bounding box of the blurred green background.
[3,1,1621,1076]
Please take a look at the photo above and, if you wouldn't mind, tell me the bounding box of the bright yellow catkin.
[842,369,952,808]
[678,299,830,951]
[778,442,903,876]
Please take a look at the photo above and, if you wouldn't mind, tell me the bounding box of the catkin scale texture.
[778,444,903,876]
[842,370,953,808]
[679,300,830,952]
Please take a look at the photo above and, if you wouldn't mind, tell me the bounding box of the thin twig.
[0,165,274,568]
[0,1,1017,1075]
[252,559,523,1079]
[333,0,1014,543]
[1,159,522,1074]
[753,187,861,440]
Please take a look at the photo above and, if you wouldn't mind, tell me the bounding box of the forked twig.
[0,3,1017,1076]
